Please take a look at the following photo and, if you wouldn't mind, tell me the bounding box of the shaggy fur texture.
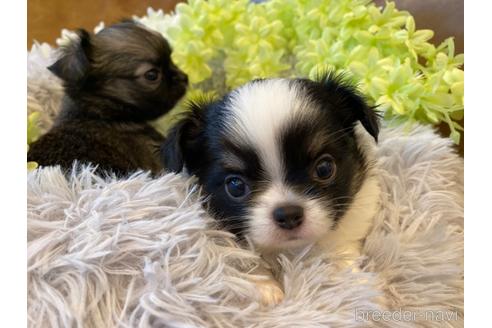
[28,42,463,328]
[27,124,463,327]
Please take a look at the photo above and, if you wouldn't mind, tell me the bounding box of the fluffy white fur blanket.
[27,44,463,328]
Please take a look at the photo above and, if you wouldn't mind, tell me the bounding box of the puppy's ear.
[315,72,380,141]
[48,29,91,83]
[161,102,208,173]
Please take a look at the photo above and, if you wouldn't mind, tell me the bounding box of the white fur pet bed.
[27,44,463,327]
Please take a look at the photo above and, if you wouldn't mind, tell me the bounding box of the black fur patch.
[279,117,366,221]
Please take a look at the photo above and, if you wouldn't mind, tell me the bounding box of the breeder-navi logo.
[355,308,459,323]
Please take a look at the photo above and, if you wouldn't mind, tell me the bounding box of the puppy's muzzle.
[172,70,188,86]
[272,204,304,230]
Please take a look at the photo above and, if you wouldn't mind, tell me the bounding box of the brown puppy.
[28,21,188,176]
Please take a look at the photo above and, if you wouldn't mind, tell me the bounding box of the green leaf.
[449,130,461,144]
[405,16,415,33]
[27,162,38,171]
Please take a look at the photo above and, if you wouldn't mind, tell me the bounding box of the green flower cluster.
[136,0,464,142]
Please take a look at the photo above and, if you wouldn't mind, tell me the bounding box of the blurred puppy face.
[49,21,188,121]
[163,75,380,250]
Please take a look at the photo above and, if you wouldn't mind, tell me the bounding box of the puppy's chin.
[131,85,187,120]
[157,81,188,113]
[167,83,188,106]
[248,224,329,252]
[253,236,317,252]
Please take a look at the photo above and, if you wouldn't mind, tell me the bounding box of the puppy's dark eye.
[144,68,160,82]
[313,155,336,181]
[224,175,250,200]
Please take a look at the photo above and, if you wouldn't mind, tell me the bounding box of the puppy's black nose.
[272,205,304,230]
[173,71,188,85]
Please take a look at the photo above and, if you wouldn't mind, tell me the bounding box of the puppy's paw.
[255,279,284,306]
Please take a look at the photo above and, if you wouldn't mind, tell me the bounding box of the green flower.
[128,0,465,143]
[27,161,38,171]
[27,112,41,171]
[27,112,40,145]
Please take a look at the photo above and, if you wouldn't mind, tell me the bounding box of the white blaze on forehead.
[226,79,311,181]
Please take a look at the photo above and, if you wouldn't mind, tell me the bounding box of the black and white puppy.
[162,74,381,304]
[28,21,188,176]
